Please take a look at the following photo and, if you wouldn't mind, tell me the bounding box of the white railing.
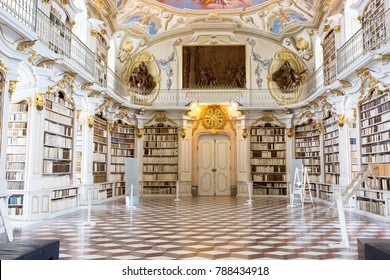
[107,68,128,98]
[0,0,37,30]
[338,9,390,74]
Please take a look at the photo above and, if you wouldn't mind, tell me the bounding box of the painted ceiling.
[95,0,324,41]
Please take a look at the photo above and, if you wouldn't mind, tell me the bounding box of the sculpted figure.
[272,61,302,93]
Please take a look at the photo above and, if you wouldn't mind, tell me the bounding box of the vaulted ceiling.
[89,0,335,42]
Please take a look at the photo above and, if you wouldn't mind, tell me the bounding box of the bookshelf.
[143,123,178,195]
[51,186,78,213]
[319,113,340,201]
[6,101,28,194]
[93,114,108,183]
[349,121,358,179]
[75,124,82,184]
[110,121,135,196]
[294,120,321,197]
[43,92,74,176]
[358,89,390,218]
[250,123,287,196]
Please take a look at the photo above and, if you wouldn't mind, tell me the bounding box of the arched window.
[362,0,386,51]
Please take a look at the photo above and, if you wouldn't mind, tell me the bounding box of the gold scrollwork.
[35,93,45,111]
[242,128,248,139]
[180,128,186,139]
[87,115,94,128]
[17,40,37,51]
[337,114,346,127]
[136,128,143,138]
[8,80,18,100]
[286,128,293,138]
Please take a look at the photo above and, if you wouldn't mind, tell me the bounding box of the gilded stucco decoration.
[320,97,335,119]
[124,51,161,106]
[357,69,390,105]
[46,72,76,106]
[283,29,314,60]
[268,49,308,105]
[114,107,136,126]
[117,39,134,62]
[8,80,19,101]
[295,106,315,126]
[251,111,286,128]
[145,111,178,128]
[95,98,112,118]
[191,105,236,135]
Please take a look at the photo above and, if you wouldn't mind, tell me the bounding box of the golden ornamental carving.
[87,115,94,128]
[8,80,18,100]
[47,73,75,106]
[357,69,389,105]
[96,0,108,10]
[242,128,248,139]
[252,111,286,127]
[136,128,143,138]
[0,59,8,74]
[334,25,341,33]
[316,123,323,133]
[180,128,186,139]
[35,93,45,111]
[145,111,178,128]
[201,105,227,130]
[374,54,390,64]
[81,82,94,90]
[286,128,293,138]
[330,89,344,96]
[338,79,352,88]
[76,110,82,120]
[95,98,111,117]
[109,122,114,133]
[323,25,330,32]
[114,108,135,126]
[337,114,346,127]
[17,40,37,51]
[352,108,357,120]
[320,97,334,118]
[91,30,98,37]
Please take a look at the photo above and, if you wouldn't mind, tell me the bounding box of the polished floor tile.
[1,196,390,260]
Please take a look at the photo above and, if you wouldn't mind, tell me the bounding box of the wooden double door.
[198,134,231,196]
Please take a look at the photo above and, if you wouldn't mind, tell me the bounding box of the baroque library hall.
[1,0,390,264]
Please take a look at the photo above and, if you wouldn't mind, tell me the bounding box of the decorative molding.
[180,128,186,139]
[357,69,390,105]
[8,80,18,100]
[251,111,286,127]
[334,25,341,32]
[76,110,81,120]
[337,114,346,127]
[35,93,45,111]
[81,82,94,90]
[136,128,143,138]
[156,40,180,90]
[87,115,94,128]
[286,128,293,138]
[323,25,330,32]
[242,128,248,139]
[95,97,111,117]
[373,54,390,64]
[109,122,114,133]
[47,73,76,105]
[144,111,179,128]
[91,30,98,37]
[338,79,352,88]
[316,123,323,133]
[329,88,344,96]
[352,108,357,120]
[17,40,37,51]
[248,39,272,89]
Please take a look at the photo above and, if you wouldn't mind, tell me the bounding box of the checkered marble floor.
[2,196,390,260]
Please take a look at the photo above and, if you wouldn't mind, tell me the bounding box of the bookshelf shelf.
[142,123,178,195]
[93,114,108,183]
[43,93,74,176]
[359,89,390,218]
[250,123,287,196]
[294,120,321,197]
[110,121,135,197]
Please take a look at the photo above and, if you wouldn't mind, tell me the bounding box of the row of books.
[144,128,177,134]
[8,122,27,129]
[111,133,135,139]
[110,165,126,173]
[252,174,286,181]
[94,142,107,153]
[46,100,72,117]
[363,178,390,191]
[301,158,321,165]
[357,190,385,200]
[296,145,320,151]
[324,163,340,173]
[143,157,178,164]
[250,128,285,135]
[361,131,390,144]
[6,154,26,162]
[253,188,287,195]
[143,174,178,181]
[296,151,320,158]
[8,195,24,205]
[111,138,135,145]
[7,128,27,137]
[361,92,388,111]
[93,173,107,183]
[305,166,321,174]
[7,181,24,190]
[250,158,286,165]
[250,135,285,142]
[44,133,72,148]
[251,150,286,158]
[43,146,71,160]
[143,187,176,195]
[253,183,286,188]
[250,143,285,150]
[112,126,135,134]
[362,143,390,154]
[44,120,72,137]
[324,130,338,140]
[7,137,27,145]
[8,207,23,215]
[324,138,339,146]
[325,174,340,184]
[325,154,339,162]
[9,112,28,122]
[93,162,106,172]
[93,153,106,162]
[361,121,390,136]
[111,142,134,149]
[46,94,73,109]
[143,165,178,172]
[360,102,390,118]
[10,103,28,112]
[357,199,385,216]
[6,146,26,154]
[6,162,25,170]
[143,181,176,187]
[144,135,178,141]
[251,165,286,173]
[111,149,134,157]
[94,134,107,144]
[51,188,77,199]
[144,141,178,148]
[361,114,390,127]
[325,146,339,153]
[43,160,71,174]
[295,139,320,145]
[324,115,337,126]
[144,148,178,156]
[295,124,319,132]
[46,110,73,126]
[362,154,390,163]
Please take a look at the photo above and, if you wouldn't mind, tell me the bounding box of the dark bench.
[358,238,390,260]
[0,239,60,260]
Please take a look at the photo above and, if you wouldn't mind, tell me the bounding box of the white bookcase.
[142,123,178,195]
[358,89,390,219]
[250,124,287,196]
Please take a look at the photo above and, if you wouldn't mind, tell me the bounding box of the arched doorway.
[198,134,231,196]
